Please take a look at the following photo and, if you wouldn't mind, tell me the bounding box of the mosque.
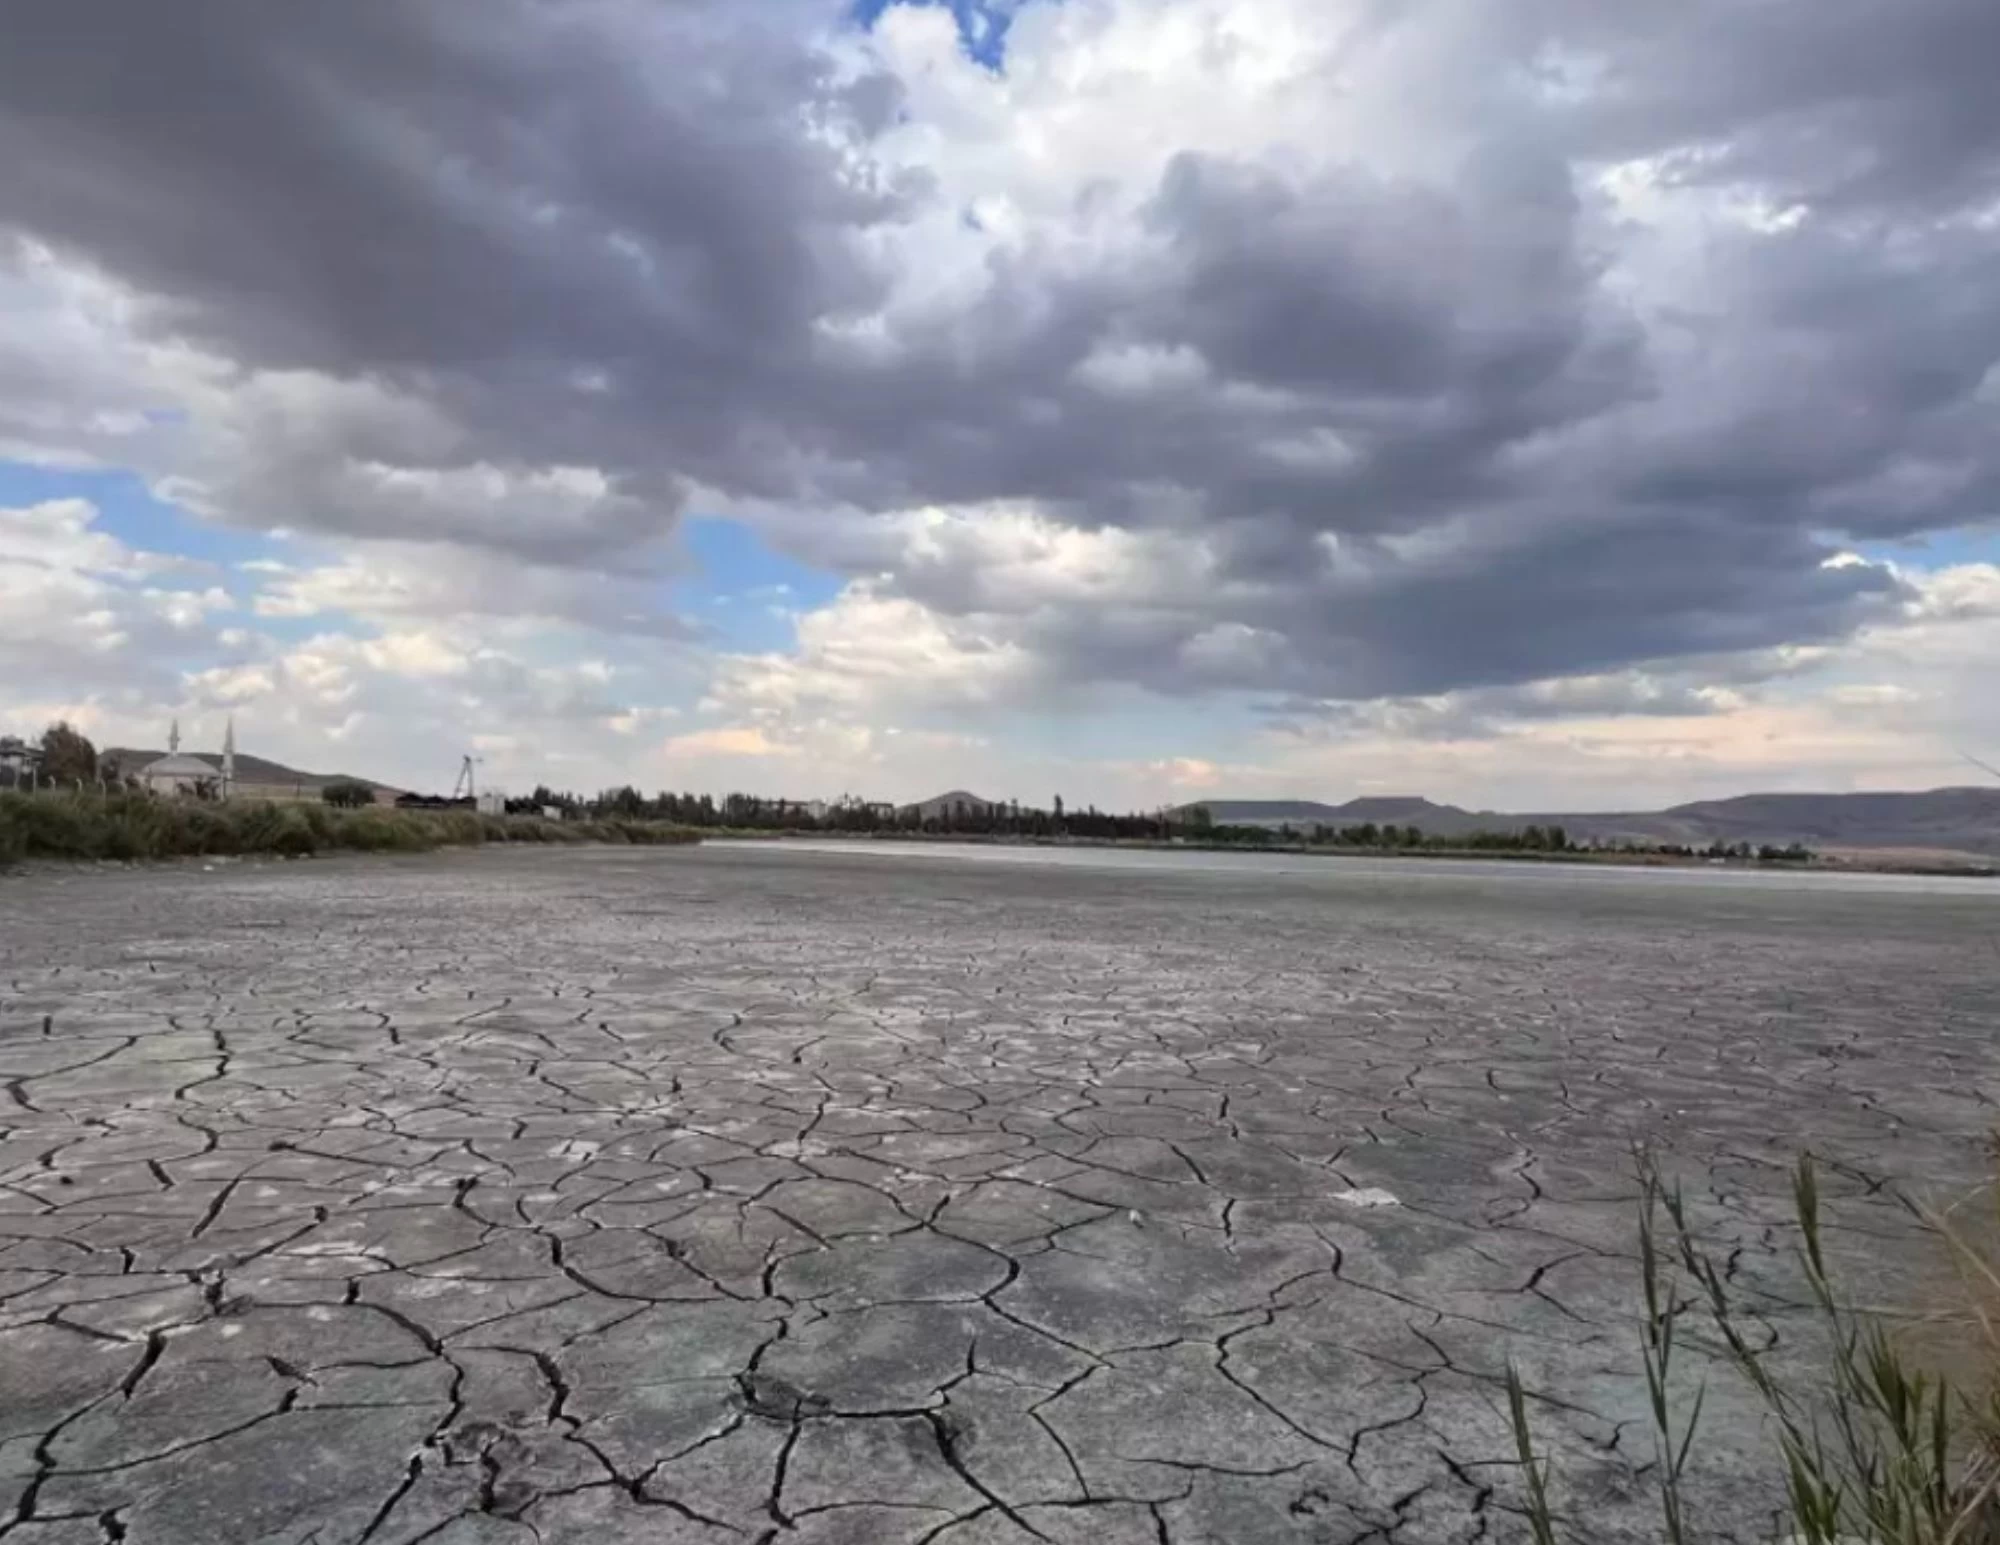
[135,719,236,799]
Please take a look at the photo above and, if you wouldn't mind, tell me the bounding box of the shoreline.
[7,814,1991,881]
[712,827,2000,879]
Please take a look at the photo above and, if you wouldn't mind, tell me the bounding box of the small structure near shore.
[109,720,395,804]
[0,736,42,787]
[137,753,218,797]
[138,719,234,798]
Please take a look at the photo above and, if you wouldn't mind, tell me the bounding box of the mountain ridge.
[1176,787,2000,855]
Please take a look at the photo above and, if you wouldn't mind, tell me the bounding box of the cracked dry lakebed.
[2,841,1996,1544]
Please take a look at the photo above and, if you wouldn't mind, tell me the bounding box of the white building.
[0,736,42,786]
[139,718,235,798]
[140,755,219,797]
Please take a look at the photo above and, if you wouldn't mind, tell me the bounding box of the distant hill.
[1551,788,2000,856]
[901,789,1006,821]
[103,748,399,796]
[1180,788,2000,856]
[1184,800,1349,825]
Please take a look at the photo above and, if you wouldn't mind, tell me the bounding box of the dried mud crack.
[2,845,1994,1543]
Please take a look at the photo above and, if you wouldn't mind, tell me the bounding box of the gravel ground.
[2,843,1996,1545]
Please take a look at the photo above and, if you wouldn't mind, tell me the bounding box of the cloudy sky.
[3,0,1996,810]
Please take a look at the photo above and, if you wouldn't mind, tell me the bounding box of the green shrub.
[0,791,701,866]
[336,809,411,852]
[269,806,318,857]
[321,779,375,809]
[9,793,96,858]
[177,801,231,856]
[433,812,483,846]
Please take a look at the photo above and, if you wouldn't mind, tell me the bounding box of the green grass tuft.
[1509,1151,2000,1544]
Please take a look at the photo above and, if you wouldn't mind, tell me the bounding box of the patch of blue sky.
[235,603,368,648]
[848,0,1018,67]
[1855,525,2000,571]
[0,459,281,577]
[675,516,845,653]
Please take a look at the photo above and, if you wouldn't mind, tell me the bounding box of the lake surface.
[722,834,2000,896]
[3,844,1995,1542]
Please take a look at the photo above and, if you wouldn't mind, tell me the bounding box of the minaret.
[222,716,237,800]
[169,718,181,754]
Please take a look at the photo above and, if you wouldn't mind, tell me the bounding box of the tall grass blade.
[1506,1362,1562,1545]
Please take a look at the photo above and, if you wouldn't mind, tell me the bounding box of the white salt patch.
[1331,1187,1400,1209]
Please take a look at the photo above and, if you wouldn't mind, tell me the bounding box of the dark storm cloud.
[1552,0,2000,215]
[0,0,911,551]
[876,507,1900,706]
[0,0,1994,705]
[0,1,897,377]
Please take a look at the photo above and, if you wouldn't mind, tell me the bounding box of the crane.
[452,755,480,801]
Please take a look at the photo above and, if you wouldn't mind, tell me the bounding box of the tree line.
[529,787,1188,839]
[0,721,99,788]
[4,725,1815,863]
[524,787,1815,861]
